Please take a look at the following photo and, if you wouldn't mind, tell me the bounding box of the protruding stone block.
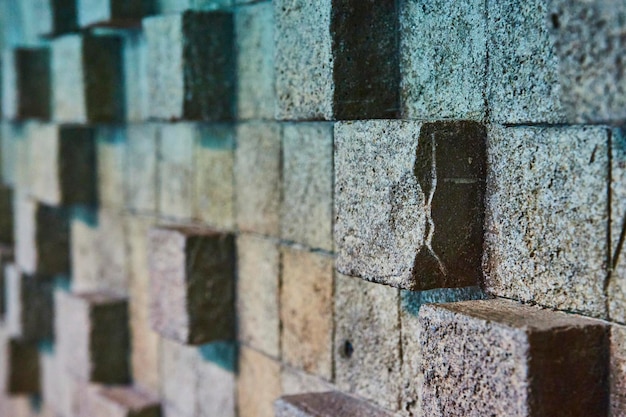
[82,385,161,417]
[484,125,608,317]
[55,290,130,383]
[335,120,486,290]
[97,126,127,210]
[275,391,394,417]
[78,0,156,28]
[125,124,158,214]
[158,124,195,220]
[238,346,281,417]
[148,226,235,344]
[275,0,399,120]
[419,299,609,416]
[145,11,234,121]
[51,33,124,123]
[2,47,51,120]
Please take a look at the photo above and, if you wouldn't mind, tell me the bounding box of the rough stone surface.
[334,273,400,411]
[611,128,626,322]
[97,126,127,210]
[281,123,333,251]
[484,125,609,318]
[78,0,156,27]
[400,0,486,120]
[275,391,394,417]
[125,124,158,214]
[281,246,333,380]
[235,122,281,236]
[237,346,282,417]
[148,226,235,344]
[419,299,609,417]
[159,123,195,220]
[611,325,626,416]
[82,385,161,417]
[236,234,280,357]
[2,47,51,120]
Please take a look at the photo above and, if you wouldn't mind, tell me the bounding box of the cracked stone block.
[30,124,96,207]
[548,0,626,124]
[2,47,51,120]
[82,385,161,417]
[335,120,486,290]
[419,299,609,416]
[55,290,130,383]
[3,338,40,394]
[0,185,13,245]
[194,124,235,230]
[275,0,399,120]
[148,226,235,344]
[235,122,281,236]
[145,11,234,121]
[611,128,626,322]
[484,125,609,318]
[125,124,158,214]
[237,346,281,417]
[281,246,333,380]
[51,33,124,123]
[78,0,156,27]
[400,0,486,120]
[159,123,195,220]
[611,325,626,415]
[97,126,127,210]
[281,123,333,251]
[236,234,280,357]
[275,391,394,417]
[14,196,70,276]
[236,2,275,120]
[334,273,400,411]
[280,365,335,396]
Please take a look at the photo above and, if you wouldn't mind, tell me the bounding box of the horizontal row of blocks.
[3,0,626,123]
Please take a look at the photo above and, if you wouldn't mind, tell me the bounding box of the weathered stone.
[484,125,609,317]
[611,128,626,322]
[159,123,195,220]
[82,385,161,417]
[275,0,399,120]
[121,30,148,121]
[0,185,13,244]
[2,47,51,120]
[281,246,333,380]
[41,347,82,417]
[55,290,130,383]
[3,338,40,394]
[281,123,333,250]
[0,122,21,186]
[236,234,280,357]
[97,126,127,210]
[148,226,235,344]
[78,0,156,27]
[237,346,282,417]
[236,2,275,120]
[611,325,626,416]
[400,0,486,120]
[145,11,234,121]
[334,273,400,411]
[419,299,609,417]
[280,365,335,396]
[235,122,281,236]
[335,120,486,290]
[125,124,158,214]
[51,33,124,123]
[275,391,394,417]
[194,124,235,229]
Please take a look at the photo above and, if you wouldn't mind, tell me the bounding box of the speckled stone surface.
[275,391,394,417]
[237,346,282,417]
[125,124,158,214]
[610,128,626,322]
[400,0,486,120]
[484,125,609,318]
[158,123,195,220]
[611,325,626,416]
[419,299,609,417]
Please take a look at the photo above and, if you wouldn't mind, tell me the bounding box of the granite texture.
[611,325,626,416]
[237,346,282,417]
[275,391,394,417]
[611,128,626,322]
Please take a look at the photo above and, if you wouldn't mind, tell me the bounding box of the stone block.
[51,33,124,123]
[611,128,626,322]
[275,391,394,417]
[157,0,231,13]
[14,122,34,192]
[7,0,78,39]
[194,124,235,230]
[484,125,609,317]
[55,290,130,383]
[0,185,13,244]
[611,325,626,416]
[97,126,127,210]
[1,122,21,186]
[419,299,609,416]
[236,234,280,357]
[122,30,148,121]
[334,273,400,410]
[234,122,281,236]
[125,124,158,214]
[281,123,333,250]
[14,196,70,276]
[235,2,275,120]
[41,348,82,417]
[281,246,333,380]
[275,0,399,120]
[335,120,486,290]
[2,47,51,120]
[280,365,335,396]
[82,385,161,417]
[159,123,195,220]
[2,338,40,394]
[0,247,14,317]
[145,11,234,121]
[399,0,486,120]
[237,346,281,417]
[30,124,96,206]
[148,226,235,344]
[78,0,156,27]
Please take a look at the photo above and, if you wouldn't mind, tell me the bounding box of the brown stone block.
[2,47,51,120]
[237,346,281,417]
[82,385,161,417]
[148,226,235,344]
[275,391,394,417]
[419,298,609,417]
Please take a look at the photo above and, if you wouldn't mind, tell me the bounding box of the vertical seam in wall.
[605,128,613,317]
[397,288,403,411]
[330,121,336,383]
[277,122,284,361]
[394,0,401,118]
[155,123,162,215]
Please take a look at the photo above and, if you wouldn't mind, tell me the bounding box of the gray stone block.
[125,124,158,214]
[419,299,609,417]
[611,325,626,416]
[78,0,156,28]
[97,126,127,210]
[610,128,626,322]
[484,125,609,318]
[275,391,394,417]
[2,47,51,120]
[159,123,195,220]
[145,11,234,121]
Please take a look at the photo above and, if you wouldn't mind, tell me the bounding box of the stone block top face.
[275,391,394,417]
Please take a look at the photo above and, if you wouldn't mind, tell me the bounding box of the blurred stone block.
[78,0,156,28]
[148,226,235,344]
[41,347,82,417]
[157,0,231,13]
[82,385,161,417]
[0,247,14,317]
[237,346,281,417]
[275,391,394,417]
[0,185,13,245]
[97,126,127,210]
[419,299,609,416]
[159,124,195,220]
[121,30,148,122]
[0,335,40,394]
[2,47,51,120]
[125,124,158,214]
[280,365,335,396]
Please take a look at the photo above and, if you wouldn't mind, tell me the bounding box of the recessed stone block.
[83,385,161,417]
[3,338,40,394]
[2,47,51,120]
[148,226,235,344]
[419,299,609,416]
[237,346,281,417]
[78,0,156,28]
[145,11,234,121]
[275,391,394,417]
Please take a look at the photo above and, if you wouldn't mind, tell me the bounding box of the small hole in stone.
[551,13,560,29]
[340,340,354,358]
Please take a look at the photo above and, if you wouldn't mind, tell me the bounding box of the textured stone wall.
[0,0,624,416]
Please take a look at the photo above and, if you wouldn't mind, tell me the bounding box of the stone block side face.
[237,346,282,417]
[275,391,394,417]
[611,325,626,416]
[97,126,127,210]
[0,187,12,245]
[281,123,333,251]
[158,124,195,220]
[334,273,401,411]
[484,125,609,317]
[125,124,159,214]
[2,47,51,120]
[400,0,486,120]
[51,34,87,122]
[280,246,333,380]
[6,270,54,342]
[5,339,40,394]
[610,128,626,322]
[84,386,161,417]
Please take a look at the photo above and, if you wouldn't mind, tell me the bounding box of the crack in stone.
[423,132,447,277]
